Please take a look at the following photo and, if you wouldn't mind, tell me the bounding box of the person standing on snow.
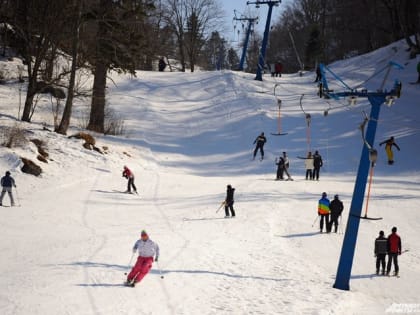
[275,154,285,180]
[224,185,236,218]
[379,136,400,165]
[122,166,137,194]
[417,61,420,83]
[304,151,314,180]
[158,57,166,72]
[318,192,330,233]
[374,230,388,275]
[0,171,16,206]
[282,151,293,180]
[253,132,267,161]
[314,65,322,83]
[313,150,323,181]
[275,62,283,77]
[386,227,402,276]
[329,194,343,233]
[126,230,160,286]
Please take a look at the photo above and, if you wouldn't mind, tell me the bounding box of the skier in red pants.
[126,230,159,286]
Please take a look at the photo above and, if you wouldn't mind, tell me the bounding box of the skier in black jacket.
[253,132,267,160]
[0,171,16,206]
[313,150,323,180]
[224,185,235,218]
[329,194,343,233]
[374,230,388,275]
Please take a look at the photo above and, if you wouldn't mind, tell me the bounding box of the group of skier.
[374,227,402,276]
[317,192,344,233]
[303,150,323,180]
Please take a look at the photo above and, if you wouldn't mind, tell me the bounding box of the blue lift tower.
[247,0,281,81]
[318,61,403,291]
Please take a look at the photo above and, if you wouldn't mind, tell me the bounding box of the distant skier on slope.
[329,194,343,233]
[0,171,16,206]
[318,192,330,233]
[313,150,323,181]
[126,230,160,287]
[379,136,400,165]
[386,227,402,276]
[224,185,236,218]
[253,132,267,160]
[122,166,137,194]
[374,230,387,275]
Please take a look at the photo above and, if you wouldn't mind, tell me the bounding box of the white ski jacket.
[305,158,314,169]
[133,239,160,259]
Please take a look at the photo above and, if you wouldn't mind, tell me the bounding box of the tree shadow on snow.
[76,283,126,288]
[153,269,289,283]
[279,232,320,238]
[350,274,379,280]
[182,217,227,221]
[64,261,127,271]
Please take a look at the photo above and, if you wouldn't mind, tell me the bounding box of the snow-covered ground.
[0,39,420,315]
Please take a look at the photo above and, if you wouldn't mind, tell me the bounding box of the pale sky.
[220,0,291,46]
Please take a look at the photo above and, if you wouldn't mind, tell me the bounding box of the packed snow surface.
[0,40,420,314]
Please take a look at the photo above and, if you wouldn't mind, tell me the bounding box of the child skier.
[224,185,235,218]
[126,230,160,287]
[0,171,16,206]
[379,136,400,165]
[122,166,137,194]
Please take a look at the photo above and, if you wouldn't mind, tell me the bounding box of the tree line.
[266,0,420,73]
[0,0,238,134]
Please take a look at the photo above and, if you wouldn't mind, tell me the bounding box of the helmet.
[5,171,10,176]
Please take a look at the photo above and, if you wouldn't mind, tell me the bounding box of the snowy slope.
[0,39,420,315]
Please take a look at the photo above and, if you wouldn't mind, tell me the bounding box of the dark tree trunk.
[56,0,82,135]
[87,59,107,133]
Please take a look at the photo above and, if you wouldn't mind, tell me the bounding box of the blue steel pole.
[255,3,274,81]
[239,20,253,71]
[333,95,385,290]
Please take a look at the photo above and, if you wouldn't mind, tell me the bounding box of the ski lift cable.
[352,63,393,90]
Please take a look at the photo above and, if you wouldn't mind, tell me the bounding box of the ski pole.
[311,215,319,227]
[156,261,164,279]
[14,187,21,207]
[124,253,135,275]
[215,201,226,213]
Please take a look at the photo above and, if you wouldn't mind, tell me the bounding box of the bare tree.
[164,0,222,72]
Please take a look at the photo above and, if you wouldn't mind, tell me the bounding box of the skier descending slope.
[224,185,236,218]
[252,132,267,161]
[379,136,400,165]
[126,230,160,287]
[122,165,138,194]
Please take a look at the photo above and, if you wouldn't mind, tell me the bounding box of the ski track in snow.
[1,39,420,314]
